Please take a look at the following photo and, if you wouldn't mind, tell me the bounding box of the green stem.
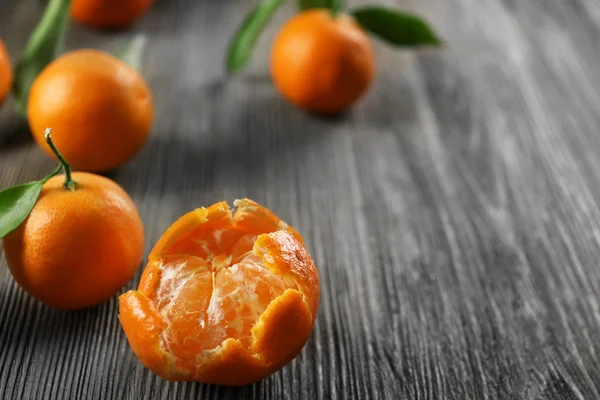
[44,128,76,190]
[42,163,63,184]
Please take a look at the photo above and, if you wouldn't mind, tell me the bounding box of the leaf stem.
[44,128,76,190]
[41,163,63,184]
[226,0,285,73]
[12,0,71,118]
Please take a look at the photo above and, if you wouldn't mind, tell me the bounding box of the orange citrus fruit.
[270,9,375,114]
[71,0,153,29]
[27,49,154,172]
[0,38,12,104]
[119,199,320,385]
[3,172,144,310]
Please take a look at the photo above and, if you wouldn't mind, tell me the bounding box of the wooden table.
[3,0,600,398]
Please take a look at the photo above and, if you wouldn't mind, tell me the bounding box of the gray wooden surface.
[2,0,600,398]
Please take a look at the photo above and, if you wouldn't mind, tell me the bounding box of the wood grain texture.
[2,0,600,398]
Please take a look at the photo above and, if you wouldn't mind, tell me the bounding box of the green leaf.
[12,0,71,118]
[331,0,343,15]
[297,0,344,13]
[227,0,285,73]
[0,163,62,238]
[114,34,148,72]
[298,0,331,10]
[351,6,443,47]
[0,182,44,238]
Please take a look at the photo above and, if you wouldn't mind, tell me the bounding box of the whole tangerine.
[119,199,320,385]
[71,0,153,29]
[27,49,154,172]
[0,39,12,104]
[3,171,145,310]
[270,9,375,114]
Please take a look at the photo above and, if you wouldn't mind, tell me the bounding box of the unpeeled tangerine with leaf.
[227,1,442,113]
[0,129,145,310]
[118,199,320,385]
[227,0,442,74]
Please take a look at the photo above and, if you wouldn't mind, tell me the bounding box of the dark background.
[2,0,600,398]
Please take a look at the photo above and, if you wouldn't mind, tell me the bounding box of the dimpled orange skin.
[270,9,375,114]
[28,49,154,172]
[0,39,12,104]
[72,0,153,29]
[3,172,144,310]
[119,199,320,386]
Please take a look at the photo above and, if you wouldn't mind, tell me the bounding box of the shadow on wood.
[0,101,31,151]
[126,77,336,196]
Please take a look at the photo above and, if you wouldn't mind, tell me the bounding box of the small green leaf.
[351,6,443,47]
[12,0,71,118]
[298,0,332,10]
[227,0,285,73]
[331,0,343,16]
[297,0,344,15]
[0,163,62,238]
[114,34,148,72]
[0,182,44,238]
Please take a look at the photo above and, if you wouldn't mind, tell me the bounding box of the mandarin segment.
[119,199,320,385]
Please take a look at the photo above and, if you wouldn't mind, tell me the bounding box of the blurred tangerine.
[72,0,153,29]
[27,49,154,172]
[0,39,12,104]
[270,9,375,114]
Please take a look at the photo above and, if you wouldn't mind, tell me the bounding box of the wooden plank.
[2,0,600,398]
